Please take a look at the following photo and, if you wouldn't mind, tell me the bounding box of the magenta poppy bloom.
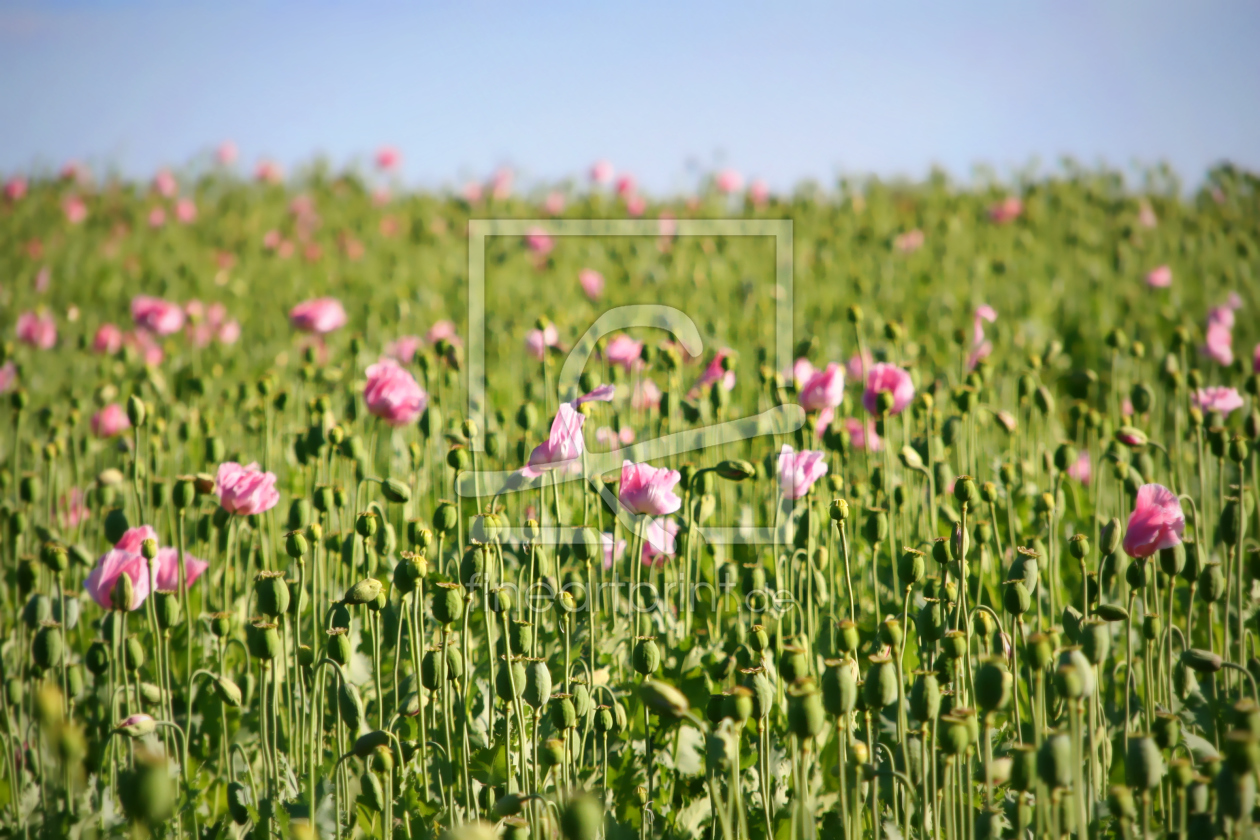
[91,404,131,439]
[154,169,177,198]
[641,518,679,567]
[215,462,280,516]
[114,525,157,555]
[1208,305,1235,330]
[601,532,626,571]
[93,323,123,354]
[525,228,554,257]
[590,160,615,185]
[175,198,197,224]
[288,297,347,335]
[845,349,873,383]
[4,176,27,201]
[385,336,423,364]
[0,361,14,394]
[217,320,241,345]
[16,311,56,349]
[84,548,150,611]
[618,461,682,516]
[777,445,828,500]
[579,269,605,300]
[1067,451,1091,485]
[715,169,744,194]
[690,349,736,397]
[255,159,283,183]
[605,334,644,371]
[574,384,616,406]
[1145,265,1172,288]
[522,403,585,477]
[375,146,401,171]
[525,323,560,361]
[615,174,636,197]
[1193,386,1244,417]
[863,363,915,416]
[988,197,1022,224]
[132,296,185,335]
[1254,344,1260,374]
[152,547,208,592]
[844,417,881,451]
[626,195,646,217]
[63,195,87,224]
[1123,483,1185,559]
[491,167,514,200]
[147,207,166,229]
[364,359,428,426]
[462,181,483,203]
[126,330,164,366]
[596,426,635,447]
[216,141,238,166]
[1202,321,1233,366]
[798,362,845,412]
[1138,202,1157,228]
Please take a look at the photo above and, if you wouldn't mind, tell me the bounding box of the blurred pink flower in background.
[1202,320,1233,366]
[690,348,736,397]
[596,426,635,447]
[525,227,554,257]
[845,349,873,383]
[1067,451,1091,484]
[845,417,882,452]
[863,363,915,415]
[544,191,566,215]
[175,198,197,224]
[605,334,644,371]
[641,518,679,566]
[618,460,682,516]
[523,403,586,477]
[217,320,241,345]
[798,362,845,413]
[615,174,636,197]
[154,169,177,198]
[1123,483,1184,558]
[16,311,56,349]
[1193,386,1244,416]
[632,379,662,410]
[1138,202,1158,228]
[525,323,560,361]
[34,267,50,293]
[375,146,401,171]
[216,462,280,516]
[255,160,283,183]
[93,323,124,354]
[216,141,239,165]
[590,160,614,185]
[777,445,828,499]
[4,176,26,201]
[63,195,87,224]
[152,546,208,592]
[0,361,16,393]
[132,296,186,335]
[894,229,925,254]
[626,195,646,217]
[85,548,150,611]
[262,230,282,250]
[426,320,460,347]
[57,487,89,530]
[715,169,744,194]
[988,196,1022,224]
[91,404,131,438]
[579,269,605,300]
[601,533,626,570]
[462,181,483,203]
[385,336,423,364]
[968,304,997,369]
[658,212,677,239]
[491,167,514,200]
[1145,265,1172,288]
[125,331,164,366]
[288,298,347,334]
[749,179,769,207]
[148,207,167,228]
[364,359,428,425]
[1254,344,1260,373]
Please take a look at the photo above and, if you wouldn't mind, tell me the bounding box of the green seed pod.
[1217,762,1256,821]
[910,671,941,722]
[1142,613,1162,641]
[153,591,181,629]
[863,655,899,710]
[829,498,849,522]
[746,670,775,720]
[213,676,243,707]
[1126,735,1164,790]
[247,622,281,661]
[459,545,486,588]
[1037,732,1073,789]
[722,685,754,724]
[284,529,309,560]
[327,629,353,667]
[779,646,808,683]
[550,694,577,729]
[837,620,860,653]
[879,617,904,649]
[431,583,464,626]
[787,681,826,739]
[1108,785,1137,822]
[1153,712,1180,751]
[918,599,948,641]
[540,738,566,768]
[898,548,926,588]
[633,637,661,676]
[862,508,888,544]
[1003,581,1031,616]
[104,508,131,545]
[1182,648,1223,673]
[1079,620,1111,665]
[32,624,64,670]
[1100,517,1122,555]
[1094,603,1128,622]
[594,705,615,735]
[974,659,1012,713]
[524,661,552,710]
[379,477,411,504]
[1198,562,1226,603]
[495,659,526,702]
[344,577,382,606]
[750,624,770,652]
[639,679,691,718]
[86,639,110,675]
[119,751,173,826]
[937,715,971,757]
[254,571,290,617]
[559,793,603,840]
[433,501,458,535]
[338,683,365,731]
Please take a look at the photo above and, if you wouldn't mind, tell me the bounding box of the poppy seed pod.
[523,661,552,710]
[938,715,971,756]
[550,694,577,729]
[1198,563,1226,603]
[723,685,754,724]
[779,646,808,683]
[1003,581,1031,616]
[910,671,941,722]
[433,501,458,535]
[918,600,948,641]
[119,751,172,826]
[745,671,775,721]
[1182,648,1223,673]
[862,507,889,545]
[431,583,464,626]
[327,629,352,667]
[639,679,691,718]
[254,571,290,617]
[975,659,1012,713]
[930,537,950,566]
[86,640,110,675]
[594,705,615,735]
[536,737,563,768]
[213,675,243,707]
[380,477,411,504]
[1153,712,1180,751]
[1095,603,1128,622]
[633,637,661,676]
[829,498,849,522]
[284,529,309,560]
[1079,620,1111,665]
[899,548,926,588]
[246,622,281,661]
[879,617,904,648]
[1126,735,1164,790]
[345,577,382,606]
[787,681,826,739]
[836,620,860,653]
[559,793,603,840]
[1220,498,1242,546]
[153,591,181,629]
[338,683,365,731]
[953,475,979,507]
[950,521,969,561]
[1007,743,1038,793]
[863,655,899,710]
[32,624,64,670]
[1037,732,1073,789]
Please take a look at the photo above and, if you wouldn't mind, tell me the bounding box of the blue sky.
[1,1,1258,191]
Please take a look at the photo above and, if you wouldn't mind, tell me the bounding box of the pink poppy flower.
[715,169,744,194]
[262,229,282,250]
[175,199,197,224]
[544,191,566,215]
[777,445,828,500]
[462,181,483,203]
[84,548,150,611]
[113,525,157,555]
[215,462,280,516]
[376,146,401,171]
[798,362,845,412]
[63,195,87,224]
[154,169,177,198]
[590,160,615,185]
[1145,265,1172,288]
[845,349,873,384]
[601,533,626,570]
[1254,344,1260,374]
[1202,321,1233,366]
[0,361,16,394]
[1193,386,1244,417]
[1137,202,1157,228]
[525,228,553,257]
[57,487,89,530]
[255,159,283,184]
[1066,451,1091,485]
[862,363,915,416]
[632,379,662,411]
[16,311,56,349]
[217,141,238,166]
[641,517,679,567]
[34,267,50,293]
[626,195,646,217]
[526,323,560,361]
[596,426,635,447]
[1122,399,1134,418]
[579,269,605,300]
[152,547,208,592]
[426,320,460,347]
[288,298,347,335]
[385,336,424,364]
[605,334,644,371]
[845,417,882,452]
[1208,305,1235,330]
[1123,483,1185,559]
[574,384,616,406]
[658,212,677,239]
[523,403,586,477]
[491,167,514,200]
[893,229,924,254]
[988,197,1022,224]
[615,174,636,197]
[148,207,167,229]
[4,176,27,201]
[618,461,682,516]
[973,305,997,345]
[690,349,736,397]
[131,296,185,335]
[364,359,428,426]
[217,320,241,345]
[125,330,164,366]
[91,404,131,439]
[749,179,769,207]
[791,358,816,389]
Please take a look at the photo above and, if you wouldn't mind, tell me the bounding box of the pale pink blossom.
[288,298,347,335]
[175,198,197,224]
[632,378,662,411]
[375,146,401,171]
[715,169,744,194]
[1202,321,1233,366]
[1137,202,1157,228]
[1123,483,1184,559]
[777,445,828,499]
[215,462,280,516]
[525,227,554,257]
[491,167,514,200]
[132,296,185,335]
[125,330,164,366]
[84,548,150,611]
[749,179,769,207]
[596,426,635,447]
[615,174,636,197]
[364,359,428,426]
[372,188,391,207]
[1067,452,1091,485]
[255,159,283,184]
[626,195,646,217]
[618,461,682,516]
[34,267,50,293]
[605,334,644,371]
[590,160,615,185]
[385,336,424,364]
[579,269,605,300]
[863,363,915,415]
[4,176,27,201]
[791,358,816,390]
[641,517,679,567]
[148,207,166,229]
[845,349,873,384]
[573,384,616,406]
[113,525,157,556]
[601,532,626,570]
[544,191,566,215]
[1193,386,1244,417]
[525,323,560,361]
[426,320,460,347]
[1122,399,1134,418]
[988,197,1022,224]
[152,547,208,592]
[523,403,585,477]
[1208,305,1235,330]
[16,311,56,349]
[57,487,89,530]
[893,229,925,254]
[1254,344,1260,374]
[690,349,736,397]
[845,417,882,452]
[263,229,282,250]
[462,181,483,203]
[658,212,677,239]
[0,361,15,393]
[63,195,87,224]
[1145,265,1172,288]
[153,169,177,198]
[798,362,845,413]
[216,141,238,166]
[91,403,131,438]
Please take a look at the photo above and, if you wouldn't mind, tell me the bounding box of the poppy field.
[1,154,1259,839]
